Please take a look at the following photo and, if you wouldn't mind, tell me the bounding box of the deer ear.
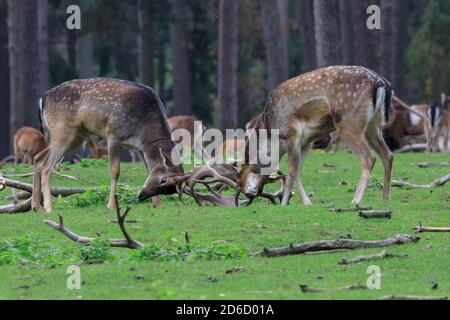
[159,148,173,169]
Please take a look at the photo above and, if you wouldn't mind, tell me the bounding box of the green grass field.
[0,151,449,300]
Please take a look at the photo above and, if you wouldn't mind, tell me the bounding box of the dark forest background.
[0,0,449,158]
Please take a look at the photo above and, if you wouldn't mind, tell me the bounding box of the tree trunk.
[0,0,10,158]
[349,0,381,71]
[260,0,288,89]
[390,0,410,98]
[339,0,354,65]
[218,0,239,131]
[298,0,317,72]
[79,33,95,79]
[169,0,193,115]
[313,0,339,68]
[7,0,40,140]
[116,0,138,80]
[277,0,289,78]
[138,0,154,86]
[37,0,49,95]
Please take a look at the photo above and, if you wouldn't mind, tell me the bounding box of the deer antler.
[44,194,144,249]
[187,163,241,207]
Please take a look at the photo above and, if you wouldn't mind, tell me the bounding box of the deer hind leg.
[32,148,50,211]
[339,129,376,205]
[107,138,121,210]
[367,125,393,202]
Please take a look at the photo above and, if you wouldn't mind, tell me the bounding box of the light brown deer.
[14,127,49,165]
[32,78,185,213]
[237,66,393,206]
[168,115,205,160]
[436,94,450,152]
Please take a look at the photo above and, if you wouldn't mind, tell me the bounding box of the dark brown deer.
[14,127,49,165]
[32,78,184,213]
[237,66,394,206]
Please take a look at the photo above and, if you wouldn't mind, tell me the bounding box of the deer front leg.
[107,140,121,210]
[282,141,304,206]
[295,144,312,205]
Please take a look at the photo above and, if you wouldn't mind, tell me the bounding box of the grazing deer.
[168,115,205,160]
[436,94,450,152]
[32,78,184,213]
[14,127,49,165]
[237,66,393,206]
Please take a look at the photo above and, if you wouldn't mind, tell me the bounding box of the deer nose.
[244,188,257,199]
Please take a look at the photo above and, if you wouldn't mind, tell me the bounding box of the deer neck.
[138,126,183,175]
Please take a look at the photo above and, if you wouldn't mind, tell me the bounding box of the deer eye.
[160,178,167,185]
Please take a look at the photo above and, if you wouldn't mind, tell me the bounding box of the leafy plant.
[78,239,116,263]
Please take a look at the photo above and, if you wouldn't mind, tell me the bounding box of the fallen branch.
[0,175,86,196]
[359,210,392,219]
[339,250,406,265]
[2,171,78,181]
[300,284,367,293]
[416,162,450,168]
[0,198,32,214]
[395,144,427,153]
[44,195,144,249]
[414,223,450,233]
[378,295,447,300]
[330,206,372,213]
[253,234,420,257]
[392,174,450,189]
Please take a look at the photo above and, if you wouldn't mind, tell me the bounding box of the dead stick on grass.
[339,250,406,265]
[416,162,450,168]
[253,234,420,257]
[359,210,392,219]
[414,223,450,233]
[300,284,367,293]
[378,295,447,300]
[392,174,450,189]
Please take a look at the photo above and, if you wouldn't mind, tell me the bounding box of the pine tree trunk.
[218,0,239,131]
[7,0,40,140]
[260,0,288,89]
[298,0,317,72]
[169,0,193,115]
[138,0,154,86]
[350,0,381,71]
[313,0,339,68]
[79,33,95,78]
[339,0,354,65]
[0,0,10,158]
[277,0,289,78]
[37,0,49,95]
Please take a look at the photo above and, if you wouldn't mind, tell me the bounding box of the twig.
[378,295,447,300]
[414,222,450,233]
[300,284,367,293]
[359,210,392,219]
[44,195,144,249]
[392,174,450,189]
[416,162,450,168]
[253,234,420,257]
[339,250,406,265]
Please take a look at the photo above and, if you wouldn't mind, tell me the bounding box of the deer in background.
[168,115,205,161]
[436,93,450,152]
[14,127,48,165]
[237,66,393,206]
[33,78,185,213]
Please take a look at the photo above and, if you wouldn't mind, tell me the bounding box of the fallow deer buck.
[237,66,394,206]
[14,127,49,165]
[32,78,185,213]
